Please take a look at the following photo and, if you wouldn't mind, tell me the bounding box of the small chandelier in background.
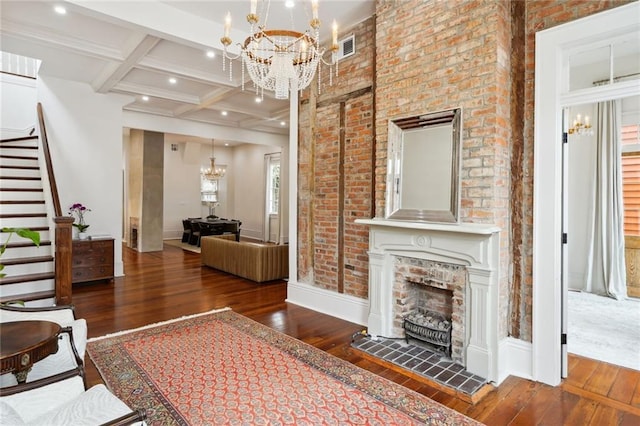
[201,139,226,180]
[568,114,593,136]
[220,0,339,100]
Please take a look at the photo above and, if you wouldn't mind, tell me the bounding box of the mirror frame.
[385,108,462,223]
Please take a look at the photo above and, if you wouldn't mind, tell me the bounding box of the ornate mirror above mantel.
[385,108,462,223]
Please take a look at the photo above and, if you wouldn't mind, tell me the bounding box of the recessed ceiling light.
[255,97,262,103]
[168,77,177,84]
[141,95,149,101]
[221,111,228,116]
[225,143,229,147]
[285,0,295,8]
[54,5,66,15]
[206,50,215,58]
[280,121,286,126]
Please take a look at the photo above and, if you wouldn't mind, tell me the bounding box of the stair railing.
[37,103,73,304]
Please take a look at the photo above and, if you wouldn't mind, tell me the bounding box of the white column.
[287,89,298,281]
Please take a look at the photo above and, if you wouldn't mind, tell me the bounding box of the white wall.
[233,144,283,240]
[37,76,131,276]
[0,73,37,138]
[162,140,202,239]
[161,139,286,241]
[162,140,234,239]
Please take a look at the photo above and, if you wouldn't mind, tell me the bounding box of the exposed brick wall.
[374,0,630,342]
[298,17,375,298]
[376,0,513,339]
[297,0,632,342]
[317,16,376,103]
[343,93,375,298]
[312,104,341,291]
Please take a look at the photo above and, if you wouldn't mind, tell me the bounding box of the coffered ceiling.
[0,0,375,140]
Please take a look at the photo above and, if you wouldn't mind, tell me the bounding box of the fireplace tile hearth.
[351,336,487,397]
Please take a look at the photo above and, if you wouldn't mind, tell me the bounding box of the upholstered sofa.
[200,236,288,283]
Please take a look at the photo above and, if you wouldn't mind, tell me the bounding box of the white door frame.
[533,2,640,386]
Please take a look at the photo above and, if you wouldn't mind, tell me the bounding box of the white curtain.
[585,100,627,299]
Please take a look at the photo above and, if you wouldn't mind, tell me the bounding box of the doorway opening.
[564,99,640,371]
[533,1,640,385]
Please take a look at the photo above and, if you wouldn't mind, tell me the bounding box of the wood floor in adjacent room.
[73,244,640,425]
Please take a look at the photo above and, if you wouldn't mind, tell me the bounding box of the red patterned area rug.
[87,308,480,425]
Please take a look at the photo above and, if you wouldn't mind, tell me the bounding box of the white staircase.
[0,135,55,306]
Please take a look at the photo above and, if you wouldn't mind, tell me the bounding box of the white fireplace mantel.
[355,218,501,382]
[356,218,500,235]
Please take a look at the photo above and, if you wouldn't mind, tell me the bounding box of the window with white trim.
[266,155,280,215]
[622,123,640,236]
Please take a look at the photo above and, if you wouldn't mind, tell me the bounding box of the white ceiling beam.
[123,110,289,146]
[112,81,201,104]
[1,19,239,90]
[239,116,288,129]
[173,87,237,117]
[93,34,161,93]
[137,57,240,88]
[212,100,288,121]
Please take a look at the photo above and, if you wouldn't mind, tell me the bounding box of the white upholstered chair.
[0,305,87,388]
[0,368,146,426]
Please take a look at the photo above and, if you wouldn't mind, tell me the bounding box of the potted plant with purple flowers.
[69,202,91,239]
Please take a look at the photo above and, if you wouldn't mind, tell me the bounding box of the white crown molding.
[0,19,122,61]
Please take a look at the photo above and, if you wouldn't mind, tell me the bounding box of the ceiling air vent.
[337,35,355,61]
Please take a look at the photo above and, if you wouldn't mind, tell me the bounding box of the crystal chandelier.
[201,139,226,180]
[568,113,593,136]
[220,0,339,100]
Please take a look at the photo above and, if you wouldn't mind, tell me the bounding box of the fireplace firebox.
[403,309,452,357]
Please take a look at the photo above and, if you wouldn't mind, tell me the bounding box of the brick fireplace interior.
[352,256,488,397]
[394,256,467,366]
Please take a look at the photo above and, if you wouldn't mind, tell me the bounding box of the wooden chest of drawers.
[71,238,114,284]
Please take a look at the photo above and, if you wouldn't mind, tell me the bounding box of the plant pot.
[78,232,89,240]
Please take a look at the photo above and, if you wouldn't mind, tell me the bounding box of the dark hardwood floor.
[73,244,640,425]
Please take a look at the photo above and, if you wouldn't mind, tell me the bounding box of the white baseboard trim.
[163,231,182,240]
[497,337,533,384]
[115,261,124,277]
[286,281,368,326]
